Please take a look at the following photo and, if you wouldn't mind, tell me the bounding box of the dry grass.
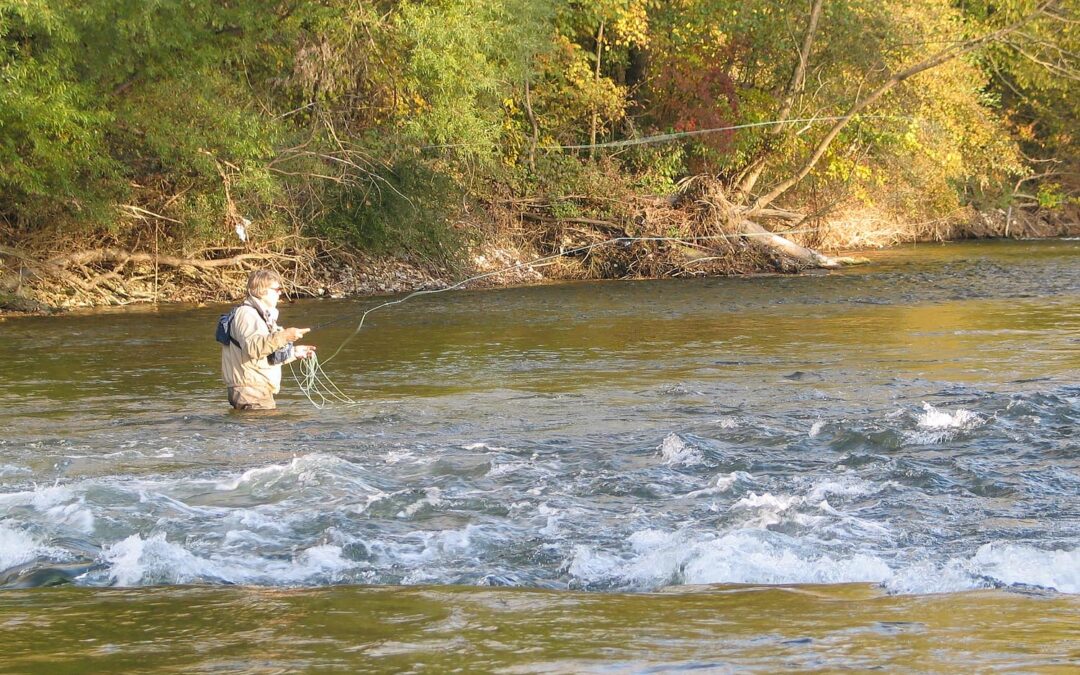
[3,184,1076,314]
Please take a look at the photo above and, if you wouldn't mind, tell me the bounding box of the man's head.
[247,269,284,308]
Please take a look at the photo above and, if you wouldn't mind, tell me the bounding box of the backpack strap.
[227,299,273,350]
[225,310,243,349]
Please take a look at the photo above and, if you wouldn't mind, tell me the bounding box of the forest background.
[0,0,1077,311]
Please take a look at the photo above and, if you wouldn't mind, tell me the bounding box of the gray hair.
[247,269,282,297]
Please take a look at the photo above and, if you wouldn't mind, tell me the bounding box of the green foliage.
[0,1,118,227]
[524,32,627,147]
[312,159,464,260]
[0,0,1074,256]
[966,0,1079,184]
[396,0,554,160]
[604,141,684,196]
[1036,182,1066,209]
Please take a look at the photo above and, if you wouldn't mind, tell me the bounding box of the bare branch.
[748,1,1057,213]
[1003,39,1080,80]
[736,0,825,198]
[47,249,284,270]
[120,204,184,225]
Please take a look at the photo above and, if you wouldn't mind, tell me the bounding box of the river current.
[1,239,1077,671]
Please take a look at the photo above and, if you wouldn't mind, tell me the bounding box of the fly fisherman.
[221,270,316,410]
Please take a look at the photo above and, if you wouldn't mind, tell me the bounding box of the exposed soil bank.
[1,204,1076,317]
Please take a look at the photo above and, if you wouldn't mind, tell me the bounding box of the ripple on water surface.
[0,240,1077,597]
[1,389,1077,595]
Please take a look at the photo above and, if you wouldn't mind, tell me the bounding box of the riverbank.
[1,203,1076,317]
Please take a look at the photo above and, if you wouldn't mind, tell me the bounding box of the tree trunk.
[731,0,1057,267]
[589,21,605,161]
[738,220,840,268]
[736,0,825,199]
[748,0,1055,214]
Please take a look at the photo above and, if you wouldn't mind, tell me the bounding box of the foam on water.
[906,402,985,444]
[3,435,1077,595]
[730,492,801,528]
[804,476,885,503]
[971,543,1080,594]
[885,560,983,595]
[917,402,983,429]
[397,487,444,518]
[537,503,573,537]
[682,530,894,586]
[105,533,222,586]
[685,471,755,497]
[463,442,514,453]
[0,484,95,534]
[0,523,68,571]
[486,455,556,479]
[565,527,1080,595]
[567,529,894,589]
[211,453,378,495]
[101,532,356,586]
[883,543,1080,594]
[0,464,30,478]
[722,476,886,531]
[383,449,417,464]
[658,433,703,466]
[0,483,77,510]
[53,517,1028,593]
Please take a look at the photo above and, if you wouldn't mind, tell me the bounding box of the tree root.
[46,249,283,270]
[0,237,323,312]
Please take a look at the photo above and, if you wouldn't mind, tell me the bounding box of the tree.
[640,0,1071,264]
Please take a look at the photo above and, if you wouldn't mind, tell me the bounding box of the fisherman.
[221,269,316,410]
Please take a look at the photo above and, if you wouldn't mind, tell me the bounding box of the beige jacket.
[221,297,295,396]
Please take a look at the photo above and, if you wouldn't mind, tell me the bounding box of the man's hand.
[282,327,310,342]
[294,345,317,360]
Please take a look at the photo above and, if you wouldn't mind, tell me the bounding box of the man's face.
[261,281,283,309]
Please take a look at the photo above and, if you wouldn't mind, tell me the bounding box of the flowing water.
[1,239,1077,672]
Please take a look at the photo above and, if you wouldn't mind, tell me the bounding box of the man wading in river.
[221,270,316,410]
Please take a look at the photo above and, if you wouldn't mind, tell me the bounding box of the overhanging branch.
[747,0,1058,213]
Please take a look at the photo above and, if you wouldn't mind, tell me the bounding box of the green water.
[3,584,1078,673]
[1,239,1078,672]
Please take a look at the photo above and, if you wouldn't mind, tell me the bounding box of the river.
[1,239,1077,671]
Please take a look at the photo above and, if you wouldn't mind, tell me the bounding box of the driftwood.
[46,249,280,271]
[1,225,459,312]
[737,220,840,268]
[0,237,317,311]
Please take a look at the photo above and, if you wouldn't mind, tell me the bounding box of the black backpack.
[215,308,242,348]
